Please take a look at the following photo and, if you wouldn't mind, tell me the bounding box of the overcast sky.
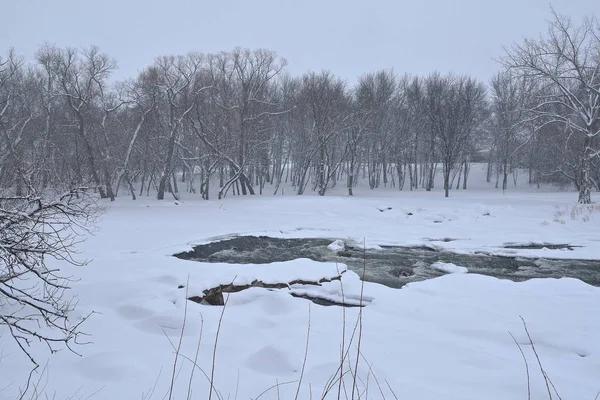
[1,0,597,84]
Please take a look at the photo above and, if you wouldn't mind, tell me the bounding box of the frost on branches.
[504,11,600,203]
[0,188,97,367]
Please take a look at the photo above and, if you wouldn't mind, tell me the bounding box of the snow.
[182,258,347,296]
[431,261,469,274]
[2,165,600,399]
[327,239,345,252]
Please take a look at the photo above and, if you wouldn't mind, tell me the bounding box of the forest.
[1,12,599,204]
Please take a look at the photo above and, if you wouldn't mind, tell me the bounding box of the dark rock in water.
[390,268,413,278]
[186,274,345,307]
[204,292,224,306]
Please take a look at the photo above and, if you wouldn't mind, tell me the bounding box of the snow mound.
[75,352,147,382]
[431,262,468,274]
[328,239,345,251]
[244,345,297,375]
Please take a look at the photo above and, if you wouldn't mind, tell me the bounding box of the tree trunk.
[462,160,469,190]
[157,127,177,200]
[347,158,355,196]
[76,112,106,198]
[104,167,115,201]
[443,163,450,198]
[486,150,493,183]
[578,137,593,204]
[396,163,404,191]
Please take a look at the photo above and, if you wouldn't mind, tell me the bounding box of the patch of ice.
[431,262,468,274]
[328,239,345,251]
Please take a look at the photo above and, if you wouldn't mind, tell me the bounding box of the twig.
[294,304,311,400]
[385,379,399,400]
[519,316,562,400]
[509,331,531,400]
[252,380,297,400]
[186,312,204,400]
[208,288,230,400]
[358,351,385,400]
[276,378,281,400]
[168,278,190,400]
[337,263,346,400]
[173,352,222,400]
[141,367,162,400]
[234,369,240,400]
[350,239,367,399]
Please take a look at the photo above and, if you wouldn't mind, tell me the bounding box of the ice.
[327,239,345,251]
[431,261,469,274]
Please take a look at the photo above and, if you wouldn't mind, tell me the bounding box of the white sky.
[1,0,597,84]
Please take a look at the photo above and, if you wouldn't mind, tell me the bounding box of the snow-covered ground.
[2,166,600,399]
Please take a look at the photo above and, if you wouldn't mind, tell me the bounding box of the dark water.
[174,236,600,288]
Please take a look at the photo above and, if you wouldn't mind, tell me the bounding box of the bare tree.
[423,73,487,197]
[272,74,298,195]
[356,70,397,189]
[154,54,204,200]
[294,71,349,196]
[0,50,33,195]
[114,69,158,199]
[49,46,117,199]
[503,11,600,203]
[0,185,97,368]
[206,49,287,198]
[490,71,533,190]
[389,76,416,191]
[345,108,369,196]
[402,76,425,190]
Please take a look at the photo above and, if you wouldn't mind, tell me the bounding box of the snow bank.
[2,190,600,400]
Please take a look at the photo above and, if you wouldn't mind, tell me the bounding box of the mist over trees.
[1,12,598,203]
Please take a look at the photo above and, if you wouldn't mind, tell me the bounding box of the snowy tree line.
[1,12,598,203]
